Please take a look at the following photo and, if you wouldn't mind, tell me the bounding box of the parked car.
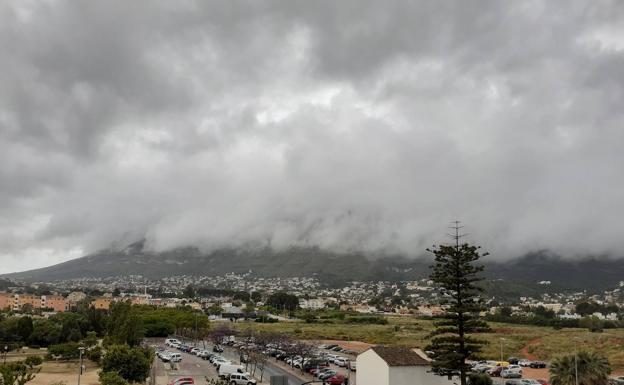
[218,364,249,379]
[318,370,338,380]
[536,379,550,385]
[487,366,505,377]
[609,378,624,385]
[334,357,349,367]
[518,359,533,367]
[190,348,201,355]
[508,357,520,365]
[348,361,356,371]
[303,359,329,372]
[505,380,524,385]
[213,357,231,367]
[326,374,347,385]
[501,367,523,379]
[521,379,543,385]
[472,364,493,373]
[168,377,194,385]
[530,361,547,369]
[213,345,224,353]
[165,339,181,347]
[227,373,257,385]
[169,353,182,363]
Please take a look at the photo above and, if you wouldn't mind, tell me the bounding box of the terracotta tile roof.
[369,345,430,366]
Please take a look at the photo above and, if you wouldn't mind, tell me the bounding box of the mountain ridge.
[4,243,624,293]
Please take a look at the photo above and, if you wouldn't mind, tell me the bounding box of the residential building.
[17,294,41,311]
[42,295,67,312]
[0,293,11,310]
[356,346,453,385]
[300,298,326,310]
[91,297,113,310]
[66,291,87,307]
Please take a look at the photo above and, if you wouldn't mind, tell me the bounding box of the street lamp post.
[574,337,580,385]
[77,347,85,385]
[499,338,506,362]
[3,345,8,365]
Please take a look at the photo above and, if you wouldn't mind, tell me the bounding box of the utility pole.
[194,313,198,346]
[574,337,579,385]
[499,338,506,361]
[77,346,85,385]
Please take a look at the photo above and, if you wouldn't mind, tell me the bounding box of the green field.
[223,316,624,370]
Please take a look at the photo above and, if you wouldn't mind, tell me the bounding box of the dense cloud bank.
[1,1,624,272]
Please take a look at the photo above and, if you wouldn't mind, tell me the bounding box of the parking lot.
[154,337,553,385]
[153,339,314,385]
[154,346,221,385]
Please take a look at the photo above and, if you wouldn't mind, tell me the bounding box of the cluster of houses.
[0,292,69,312]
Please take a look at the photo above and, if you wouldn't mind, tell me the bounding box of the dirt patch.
[30,361,100,385]
[522,367,550,381]
[520,338,542,361]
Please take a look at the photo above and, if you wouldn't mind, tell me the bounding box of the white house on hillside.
[356,346,455,385]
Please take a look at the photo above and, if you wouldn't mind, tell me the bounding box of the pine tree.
[427,222,490,385]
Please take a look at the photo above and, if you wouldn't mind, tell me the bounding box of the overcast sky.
[1,1,624,273]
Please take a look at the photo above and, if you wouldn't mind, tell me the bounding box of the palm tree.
[550,351,611,385]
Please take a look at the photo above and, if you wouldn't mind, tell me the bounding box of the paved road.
[154,346,219,385]
[221,347,307,385]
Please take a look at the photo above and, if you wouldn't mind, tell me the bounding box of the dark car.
[213,345,224,353]
[508,357,520,365]
[530,361,547,369]
[487,366,504,377]
[304,360,329,372]
[505,380,524,385]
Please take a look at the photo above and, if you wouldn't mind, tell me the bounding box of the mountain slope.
[4,243,624,292]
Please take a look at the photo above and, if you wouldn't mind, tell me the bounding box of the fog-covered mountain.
[4,242,624,293]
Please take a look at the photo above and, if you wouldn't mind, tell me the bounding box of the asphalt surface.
[153,341,312,385]
[220,347,308,385]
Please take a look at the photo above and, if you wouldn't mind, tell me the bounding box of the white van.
[169,353,182,363]
[227,373,256,385]
[218,364,249,379]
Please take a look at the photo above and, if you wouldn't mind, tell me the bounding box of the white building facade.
[356,346,455,385]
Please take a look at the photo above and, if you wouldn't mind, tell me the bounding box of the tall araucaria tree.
[427,222,490,385]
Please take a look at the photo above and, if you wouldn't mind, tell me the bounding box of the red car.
[168,377,194,385]
[326,374,347,385]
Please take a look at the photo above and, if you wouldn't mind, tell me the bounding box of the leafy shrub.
[255,316,278,323]
[48,342,81,360]
[101,344,151,383]
[468,373,493,385]
[86,346,102,364]
[24,355,43,367]
[99,371,129,385]
[345,316,388,325]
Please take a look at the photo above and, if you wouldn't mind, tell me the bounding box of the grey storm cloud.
[1,0,624,273]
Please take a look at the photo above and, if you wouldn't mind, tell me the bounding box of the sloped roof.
[368,345,430,366]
